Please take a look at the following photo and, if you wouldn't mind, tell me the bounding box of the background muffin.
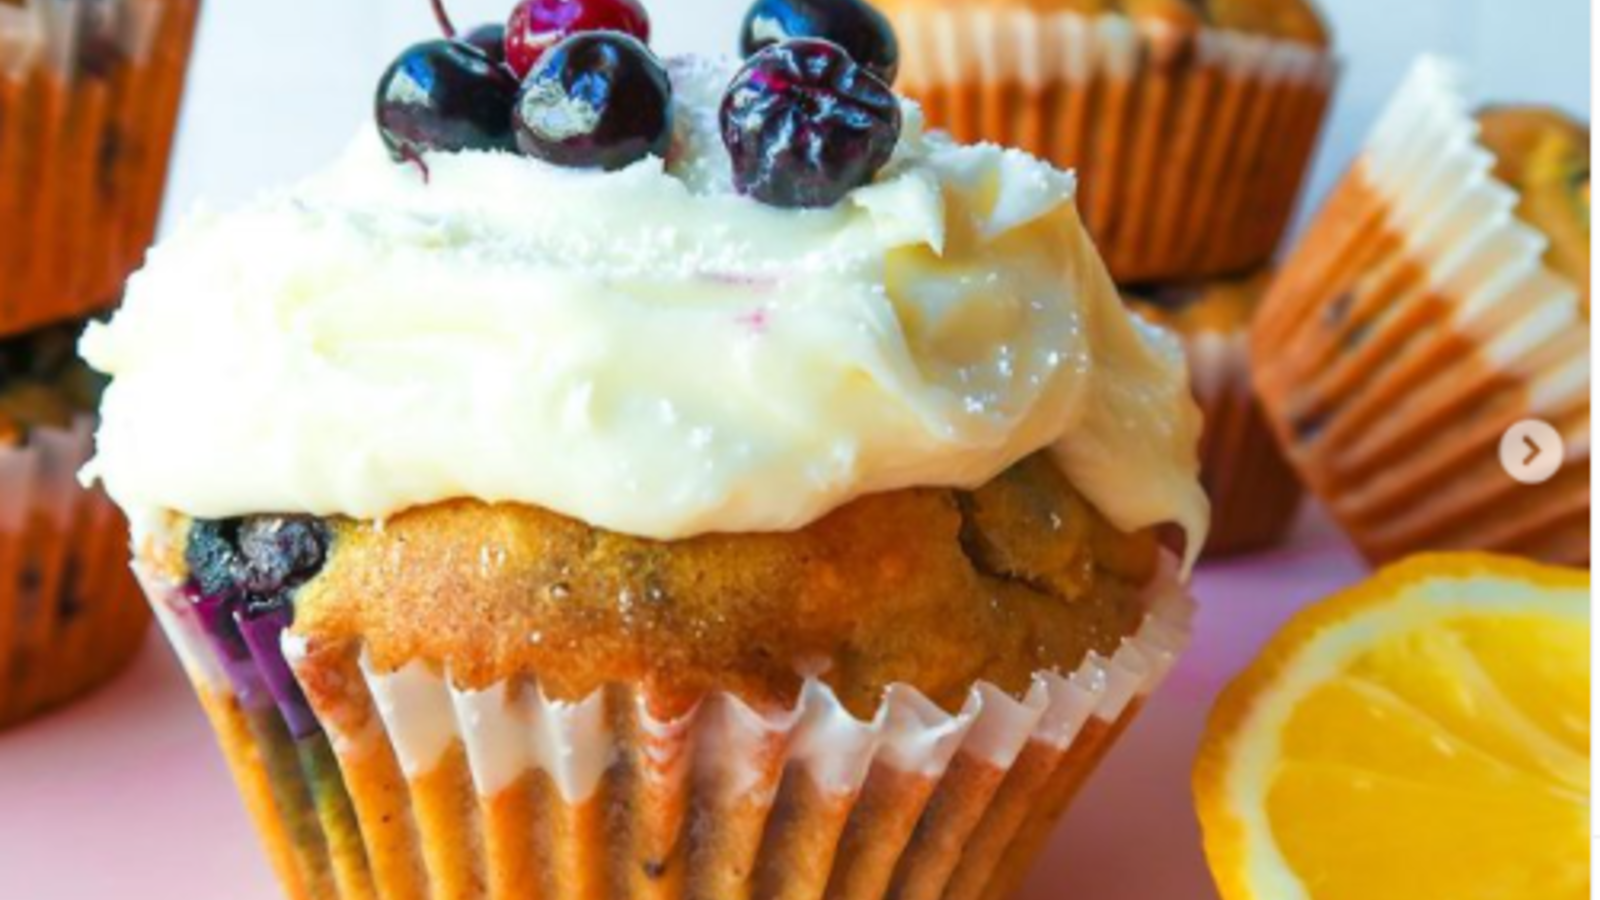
[1252,57,1589,566]
[1130,271,1303,557]
[0,0,201,334]
[0,322,147,729]
[884,0,1337,283]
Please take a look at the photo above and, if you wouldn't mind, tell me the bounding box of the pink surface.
[0,510,1368,900]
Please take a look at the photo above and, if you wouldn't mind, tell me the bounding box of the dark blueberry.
[721,39,901,209]
[505,0,652,79]
[513,32,673,171]
[185,518,245,599]
[184,516,331,601]
[237,517,332,598]
[462,23,509,64]
[375,39,519,163]
[740,0,899,85]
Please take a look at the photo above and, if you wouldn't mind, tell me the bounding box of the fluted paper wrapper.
[1182,328,1303,556]
[889,6,1336,284]
[0,417,147,728]
[0,0,201,336]
[1253,57,1591,566]
[138,551,1193,900]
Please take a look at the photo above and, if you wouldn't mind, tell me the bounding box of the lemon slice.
[1194,553,1590,900]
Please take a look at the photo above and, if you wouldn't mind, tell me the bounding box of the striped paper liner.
[888,6,1336,284]
[0,0,201,336]
[138,531,1193,900]
[0,415,146,728]
[1252,56,1590,566]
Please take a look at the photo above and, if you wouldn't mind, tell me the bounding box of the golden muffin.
[1254,58,1590,566]
[0,321,146,729]
[884,0,1336,283]
[1130,272,1303,556]
[0,0,201,337]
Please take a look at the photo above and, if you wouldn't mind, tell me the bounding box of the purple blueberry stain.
[184,516,332,737]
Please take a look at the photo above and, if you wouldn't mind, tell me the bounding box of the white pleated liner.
[896,7,1334,92]
[0,416,93,536]
[260,560,1194,808]
[1357,56,1590,438]
[143,543,1192,809]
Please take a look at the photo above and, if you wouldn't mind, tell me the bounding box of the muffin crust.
[154,455,1162,720]
[1477,107,1590,313]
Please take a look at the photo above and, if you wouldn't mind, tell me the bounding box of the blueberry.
[721,39,901,209]
[184,516,330,602]
[375,39,519,163]
[185,518,245,599]
[513,32,673,171]
[237,517,331,598]
[740,0,899,85]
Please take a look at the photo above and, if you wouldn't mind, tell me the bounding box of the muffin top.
[880,0,1329,46]
[154,453,1164,718]
[1477,106,1590,313]
[85,53,1206,566]
[0,322,103,447]
[1126,270,1273,335]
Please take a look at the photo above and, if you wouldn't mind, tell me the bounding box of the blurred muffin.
[884,0,1336,283]
[0,0,201,336]
[0,320,147,729]
[1130,271,1303,556]
[1253,57,1590,566]
[85,44,1208,900]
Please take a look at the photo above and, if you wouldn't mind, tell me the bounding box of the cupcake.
[1253,57,1590,567]
[0,320,148,729]
[0,0,202,335]
[1128,271,1302,557]
[84,8,1209,897]
[882,0,1338,283]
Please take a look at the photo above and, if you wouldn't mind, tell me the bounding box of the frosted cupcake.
[0,0,201,334]
[880,0,1337,283]
[1254,57,1589,566]
[0,320,147,729]
[1129,271,1302,556]
[85,3,1208,897]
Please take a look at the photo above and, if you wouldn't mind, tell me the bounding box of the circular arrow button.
[1499,419,1564,485]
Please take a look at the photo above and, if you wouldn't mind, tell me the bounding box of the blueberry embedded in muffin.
[169,454,1158,722]
[0,321,105,447]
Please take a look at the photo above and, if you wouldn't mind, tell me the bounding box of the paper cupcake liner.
[1180,328,1303,556]
[890,7,1337,284]
[0,0,201,337]
[137,536,1193,900]
[1253,57,1591,566]
[0,416,147,728]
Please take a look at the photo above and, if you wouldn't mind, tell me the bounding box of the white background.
[163,0,1591,244]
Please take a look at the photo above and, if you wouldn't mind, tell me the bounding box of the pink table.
[0,511,1366,900]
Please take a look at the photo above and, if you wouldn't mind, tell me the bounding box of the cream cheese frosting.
[83,55,1208,563]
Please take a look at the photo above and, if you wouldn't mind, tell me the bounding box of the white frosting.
[85,55,1206,557]
[1360,57,1589,438]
